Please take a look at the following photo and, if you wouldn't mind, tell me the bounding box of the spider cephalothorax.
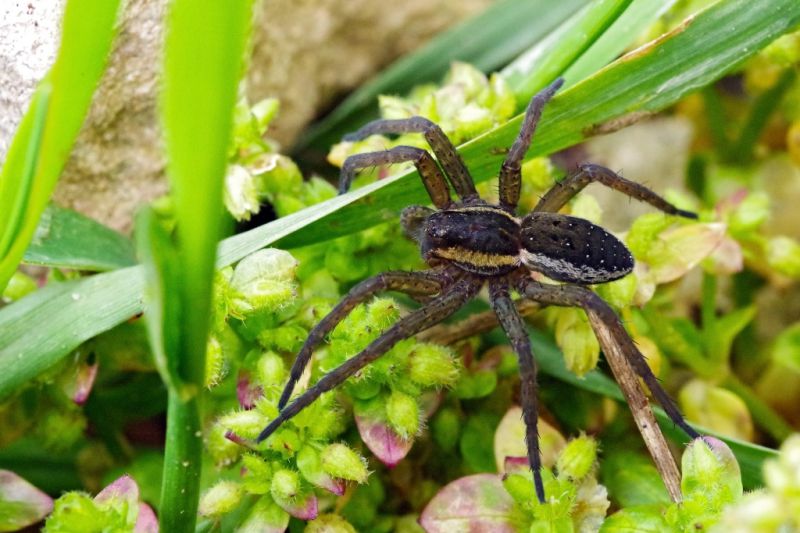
[257,78,700,503]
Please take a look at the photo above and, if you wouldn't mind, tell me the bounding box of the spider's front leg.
[276,270,446,410]
[497,78,564,211]
[488,280,547,503]
[341,116,478,202]
[340,146,452,209]
[533,163,698,218]
[257,277,480,443]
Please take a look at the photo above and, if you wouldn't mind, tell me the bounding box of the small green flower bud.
[207,420,243,467]
[238,496,290,532]
[408,344,460,387]
[386,390,421,439]
[324,246,370,282]
[254,351,286,392]
[242,454,273,495]
[229,249,298,315]
[321,443,369,483]
[502,472,535,504]
[270,469,301,502]
[306,513,357,533]
[678,380,753,441]
[2,271,37,302]
[256,324,306,354]
[297,446,346,495]
[224,164,261,221]
[767,236,800,278]
[199,481,244,517]
[205,335,226,388]
[251,98,279,132]
[219,409,267,441]
[556,435,597,481]
[681,437,742,503]
[554,309,600,377]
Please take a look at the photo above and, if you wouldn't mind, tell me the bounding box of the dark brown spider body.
[415,205,633,284]
[420,205,521,276]
[257,78,701,505]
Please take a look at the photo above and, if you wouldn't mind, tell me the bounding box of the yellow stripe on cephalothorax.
[435,246,520,268]
[446,206,519,223]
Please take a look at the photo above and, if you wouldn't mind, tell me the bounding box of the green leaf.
[23,205,135,271]
[155,1,253,531]
[502,0,633,102]
[295,0,590,152]
[0,0,122,290]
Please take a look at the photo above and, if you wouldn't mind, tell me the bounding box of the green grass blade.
[561,0,678,83]
[503,0,633,102]
[0,83,50,260]
[0,0,122,291]
[295,0,589,152]
[22,205,135,271]
[156,0,252,529]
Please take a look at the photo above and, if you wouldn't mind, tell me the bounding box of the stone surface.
[1,0,491,232]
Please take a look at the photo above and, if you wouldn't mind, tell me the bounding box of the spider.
[257,78,701,503]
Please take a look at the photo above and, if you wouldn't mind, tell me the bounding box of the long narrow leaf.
[502,0,632,102]
[23,205,135,271]
[155,0,253,530]
[0,0,122,290]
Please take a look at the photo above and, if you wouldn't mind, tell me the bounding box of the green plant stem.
[702,85,734,161]
[701,271,718,359]
[160,391,203,532]
[722,374,793,442]
[730,67,797,164]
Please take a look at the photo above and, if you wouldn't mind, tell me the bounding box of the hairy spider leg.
[534,163,698,219]
[516,280,701,441]
[276,271,446,411]
[489,281,547,503]
[342,116,478,202]
[258,278,481,443]
[498,78,564,211]
[340,147,452,209]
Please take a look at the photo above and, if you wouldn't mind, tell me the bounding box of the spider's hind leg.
[276,271,444,410]
[488,280,547,503]
[342,116,478,202]
[533,163,698,218]
[517,280,700,440]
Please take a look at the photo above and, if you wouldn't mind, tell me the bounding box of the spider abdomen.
[519,212,633,284]
[421,206,521,275]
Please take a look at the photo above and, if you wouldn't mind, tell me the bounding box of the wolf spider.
[257,78,700,503]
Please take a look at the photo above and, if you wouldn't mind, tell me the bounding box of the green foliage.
[2,1,800,531]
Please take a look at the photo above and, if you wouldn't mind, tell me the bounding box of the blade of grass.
[0,0,798,450]
[502,0,633,103]
[0,0,122,291]
[561,0,678,83]
[154,0,252,529]
[295,0,589,153]
[22,205,135,271]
